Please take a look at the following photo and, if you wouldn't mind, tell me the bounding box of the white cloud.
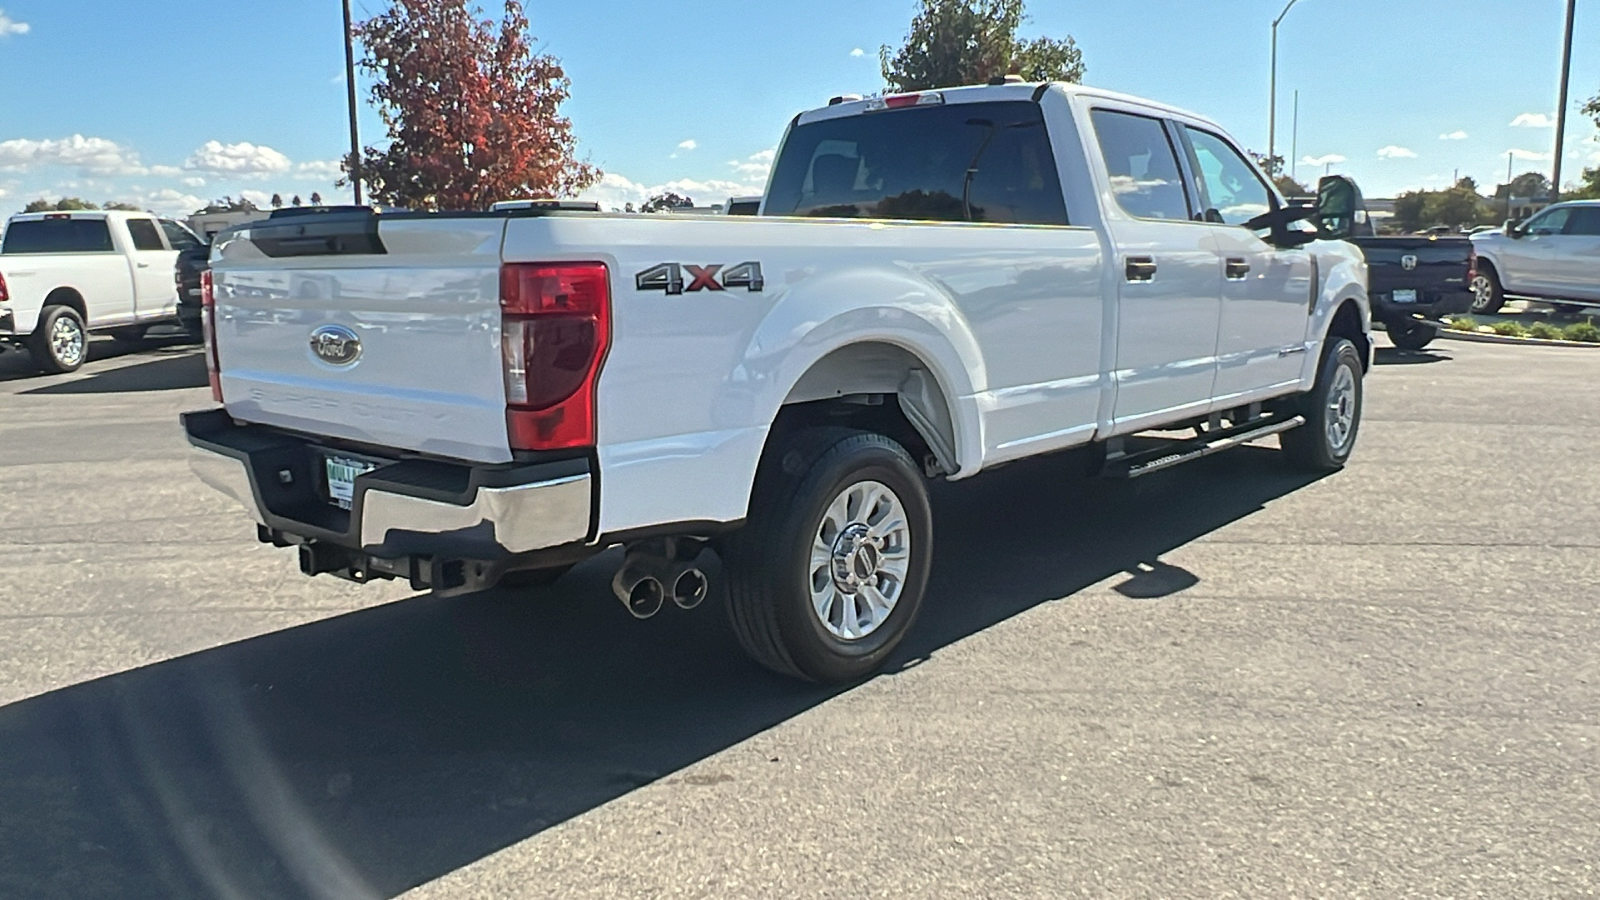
[149,164,183,177]
[0,135,149,175]
[184,140,292,177]
[0,9,29,36]
[850,48,865,57]
[676,139,697,151]
[1510,113,1555,128]
[1376,145,1417,159]
[728,147,777,180]
[1301,154,1346,167]
[1507,148,1552,161]
[294,159,344,180]
[129,188,206,215]
[1439,131,1468,141]
[181,176,207,187]
[578,170,770,212]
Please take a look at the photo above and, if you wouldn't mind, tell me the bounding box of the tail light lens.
[1467,245,1478,284]
[500,262,611,450]
[200,269,222,403]
[0,270,9,304]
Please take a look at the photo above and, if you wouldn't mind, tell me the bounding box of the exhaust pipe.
[611,559,665,619]
[669,567,708,609]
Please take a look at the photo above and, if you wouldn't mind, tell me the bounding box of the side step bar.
[1102,414,1307,480]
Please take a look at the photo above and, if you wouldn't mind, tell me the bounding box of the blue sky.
[0,0,1596,217]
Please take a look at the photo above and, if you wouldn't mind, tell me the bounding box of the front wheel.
[1388,321,1438,351]
[1281,338,1363,472]
[28,305,88,374]
[722,428,933,684]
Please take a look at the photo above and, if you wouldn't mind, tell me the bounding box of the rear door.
[1555,206,1600,301]
[1088,107,1222,433]
[122,217,179,319]
[1180,125,1314,401]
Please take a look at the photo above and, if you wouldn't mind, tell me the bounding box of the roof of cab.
[797,81,1220,131]
[5,209,156,223]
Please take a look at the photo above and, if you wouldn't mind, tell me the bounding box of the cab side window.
[1184,128,1274,227]
[1525,208,1569,236]
[1089,109,1191,221]
[125,218,166,251]
[1561,206,1600,236]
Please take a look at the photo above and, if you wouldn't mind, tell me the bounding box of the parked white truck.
[0,210,205,372]
[185,82,1370,683]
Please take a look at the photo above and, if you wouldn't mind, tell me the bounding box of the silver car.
[1470,200,1600,314]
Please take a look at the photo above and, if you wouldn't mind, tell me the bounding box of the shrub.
[1491,320,1528,337]
[1564,319,1600,343]
[1527,321,1563,340]
[1447,316,1477,331]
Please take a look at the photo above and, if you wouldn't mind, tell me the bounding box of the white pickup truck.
[185,82,1370,683]
[0,210,206,372]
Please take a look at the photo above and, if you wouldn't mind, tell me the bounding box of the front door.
[1089,108,1222,433]
[1552,205,1600,301]
[1502,206,1569,296]
[1181,126,1314,402]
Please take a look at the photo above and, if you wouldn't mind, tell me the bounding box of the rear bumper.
[183,408,595,564]
[1371,288,1474,323]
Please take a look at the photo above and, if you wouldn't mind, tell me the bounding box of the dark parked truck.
[1316,177,1474,351]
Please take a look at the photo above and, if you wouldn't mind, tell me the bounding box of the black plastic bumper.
[1371,289,1474,324]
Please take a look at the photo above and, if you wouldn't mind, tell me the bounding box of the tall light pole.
[1268,0,1304,172]
[1550,0,1577,201]
[343,0,363,206]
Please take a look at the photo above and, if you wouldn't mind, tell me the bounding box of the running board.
[1101,415,1307,479]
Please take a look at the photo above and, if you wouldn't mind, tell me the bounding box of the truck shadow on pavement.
[20,346,207,395]
[0,447,1323,900]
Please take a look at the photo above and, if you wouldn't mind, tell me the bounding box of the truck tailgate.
[212,217,514,464]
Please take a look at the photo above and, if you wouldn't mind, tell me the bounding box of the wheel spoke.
[804,478,913,642]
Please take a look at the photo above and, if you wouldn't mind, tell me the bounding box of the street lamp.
[1268,0,1304,173]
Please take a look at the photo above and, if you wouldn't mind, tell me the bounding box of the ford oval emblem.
[1400,254,1419,271]
[309,324,362,366]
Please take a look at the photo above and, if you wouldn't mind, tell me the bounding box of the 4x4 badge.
[635,261,763,295]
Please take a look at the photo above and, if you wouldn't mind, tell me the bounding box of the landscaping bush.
[1563,319,1600,343]
[1491,320,1528,337]
[1447,316,1476,331]
[1527,321,1564,340]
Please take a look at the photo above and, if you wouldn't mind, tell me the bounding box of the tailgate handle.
[1225,258,1250,280]
[1125,256,1157,282]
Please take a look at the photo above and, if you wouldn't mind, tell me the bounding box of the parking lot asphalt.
[0,336,1596,899]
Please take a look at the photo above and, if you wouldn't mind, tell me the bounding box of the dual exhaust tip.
[611,539,709,619]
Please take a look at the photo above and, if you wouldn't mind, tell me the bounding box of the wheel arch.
[1325,298,1371,371]
[42,286,87,320]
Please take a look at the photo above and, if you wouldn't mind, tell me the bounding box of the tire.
[1470,266,1505,315]
[1388,321,1438,351]
[28,305,88,374]
[1281,337,1363,472]
[722,428,933,684]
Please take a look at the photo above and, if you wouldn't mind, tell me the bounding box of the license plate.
[325,455,379,510]
[1392,289,1418,304]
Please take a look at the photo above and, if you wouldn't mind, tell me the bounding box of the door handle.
[1225,258,1250,280]
[136,262,151,268]
[1125,256,1157,282]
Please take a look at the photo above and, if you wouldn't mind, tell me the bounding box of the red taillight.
[0,270,9,304]
[884,94,922,108]
[500,262,611,451]
[200,269,222,403]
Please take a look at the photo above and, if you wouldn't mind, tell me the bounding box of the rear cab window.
[125,218,167,251]
[1,217,116,254]
[765,100,1070,226]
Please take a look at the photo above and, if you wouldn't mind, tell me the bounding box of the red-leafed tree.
[345,0,599,210]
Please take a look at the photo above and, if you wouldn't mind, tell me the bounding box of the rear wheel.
[1388,321,1438,351]
[28,305,88,374]
[1281,338,1363,472]
[722,428,932,684]
[1470,266,1505,315]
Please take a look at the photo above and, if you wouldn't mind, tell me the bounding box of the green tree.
[291,195,303,207]
[1391,191,1426,233]
[1566,167,1600,201]
[270,193,283,208]
[102,201,142,211]
[195,196,260,214]
[880,0,1083,92]
[310,192,324,206]
[639,192,693,213]
[1494,172,1551,200]
[23,197,99,212]
[1421,187,1486,231]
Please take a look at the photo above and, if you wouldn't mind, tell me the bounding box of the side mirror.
[1315,175,1369,240]
[1503,219,1523,238]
